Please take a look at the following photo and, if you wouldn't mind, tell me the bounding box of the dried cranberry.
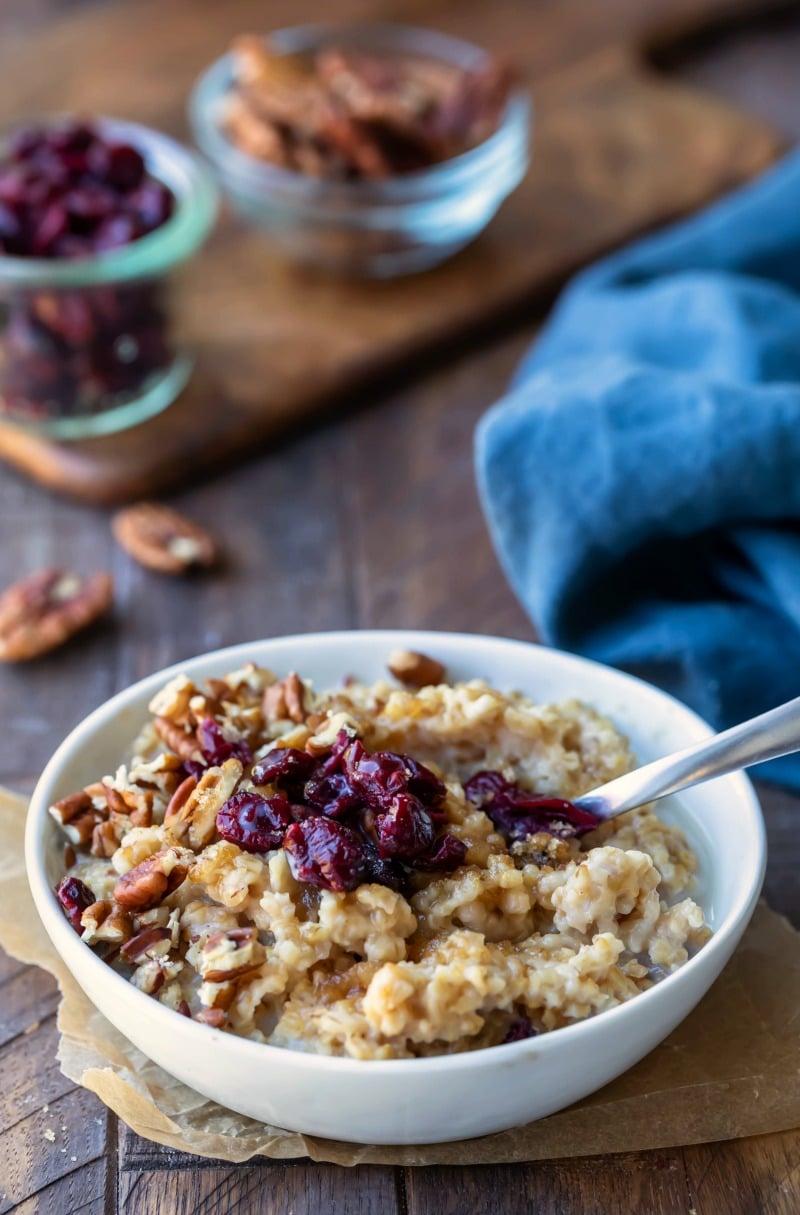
[464,770,600,840]
[283,816,370,893]
[196,718,252,769]
[375,792,435,860]
[503,1016,536,1043]
[97,143,145,192]
[55,875,95,933]
[303,770,364,818]
[414,833,468,872]
[361,839,407,892]
[217,791,294,854]
[252,747,317,800]
[342,742,446,812]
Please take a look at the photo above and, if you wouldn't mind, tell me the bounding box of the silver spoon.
[573,694,800,820]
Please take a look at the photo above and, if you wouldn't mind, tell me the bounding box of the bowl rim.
[188,22,532,207]
[26,628,766,1076]
[0,116,219,288]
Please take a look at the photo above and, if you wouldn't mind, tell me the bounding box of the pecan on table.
[112,502,217,574]
[0,568,113,662]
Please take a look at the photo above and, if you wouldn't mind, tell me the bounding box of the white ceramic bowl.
[26,631,766,1145]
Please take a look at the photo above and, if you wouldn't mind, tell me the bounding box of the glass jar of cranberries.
[0,118,217,437]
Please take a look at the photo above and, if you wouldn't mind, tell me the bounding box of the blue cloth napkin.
[476,148,800,786]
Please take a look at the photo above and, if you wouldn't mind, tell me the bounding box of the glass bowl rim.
[188,21,532,208]
[0,115,219,288]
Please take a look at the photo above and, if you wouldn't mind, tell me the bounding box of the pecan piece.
[113,848,189,910]
[80,900,132,946]
[0,568,113,662]
[164,775,198,825]
[91,820,121,858]
[49,790,93,826]
[262,672,306,724]
[199,926,264,984]
[112,503,217,574]
[195,1008,226,1028]
[120,926,171,962]
[387,648,446,688]
[166,758,242,851]
[153,716,201,761]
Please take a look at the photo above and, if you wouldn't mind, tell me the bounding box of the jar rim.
[0,117,219,288]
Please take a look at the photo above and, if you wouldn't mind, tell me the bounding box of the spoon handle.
[574,694,800,820]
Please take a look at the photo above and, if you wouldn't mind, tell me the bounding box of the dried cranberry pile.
[464,771,600,841]
[216,730,468,893]
[0,120,175,423]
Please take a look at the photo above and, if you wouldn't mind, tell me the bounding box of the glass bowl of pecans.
[189,24,531,277]
[0,117,218,438]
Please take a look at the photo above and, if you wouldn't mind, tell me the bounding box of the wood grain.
[0,0,781,501]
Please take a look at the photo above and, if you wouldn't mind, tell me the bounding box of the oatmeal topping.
[52,655,710,1056]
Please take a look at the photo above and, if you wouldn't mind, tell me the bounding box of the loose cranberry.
[55,875,95,933]
[464,770,600,840]
[303,770,364,818]
[217,791,295,854]
[375,792,435,860]
[283,816,370,892]
[196,718,253,768]
[342,742,446,811]
[413,833,468,871]
[251,747,317,800]
[503,1016,536,1043]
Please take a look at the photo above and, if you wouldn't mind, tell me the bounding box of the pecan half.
[113,848,190,910]
[166,758,242,851]
[387,648,446,688]
[263,672,306,724]
[112,503,217,574]
[91,820,121,858]
[0,568,113,662]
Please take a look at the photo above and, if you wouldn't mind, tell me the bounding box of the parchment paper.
[3,786,800,1166]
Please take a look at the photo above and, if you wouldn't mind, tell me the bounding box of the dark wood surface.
[3,2,800,1213]
[0,0,783,502]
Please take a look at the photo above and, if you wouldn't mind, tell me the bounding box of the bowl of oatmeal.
[26,631,765,1144]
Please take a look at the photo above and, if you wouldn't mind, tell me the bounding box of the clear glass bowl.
[189,23,531,278]
[0,118,218,440]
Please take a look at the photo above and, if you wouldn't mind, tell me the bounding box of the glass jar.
[0,118,218,439]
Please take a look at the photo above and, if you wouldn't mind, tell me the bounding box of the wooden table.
[3,3,800,1212]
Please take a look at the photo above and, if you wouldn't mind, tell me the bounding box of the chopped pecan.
[0,568,113,662]
[262,672,306,725]
[387,648,446,688]
[148,674,196,724]
[177,999,191,1017]
[195,1007,226,1028]
[112,502,218,575]
[80,900,132,945]
[164,775,198,825]
[49,790,93,826]
[63,807,105,846]
[113,847,190,910]
[91,819,121,858]
[154,716,200,761]
[120,926,171,962]
[166,758,242,850]
[63,844,76,868]
[199,926,264,984]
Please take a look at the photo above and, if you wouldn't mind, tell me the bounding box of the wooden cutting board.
[0,0,782,503]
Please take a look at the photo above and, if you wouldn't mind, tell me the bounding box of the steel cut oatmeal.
[52,651,710,1058]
